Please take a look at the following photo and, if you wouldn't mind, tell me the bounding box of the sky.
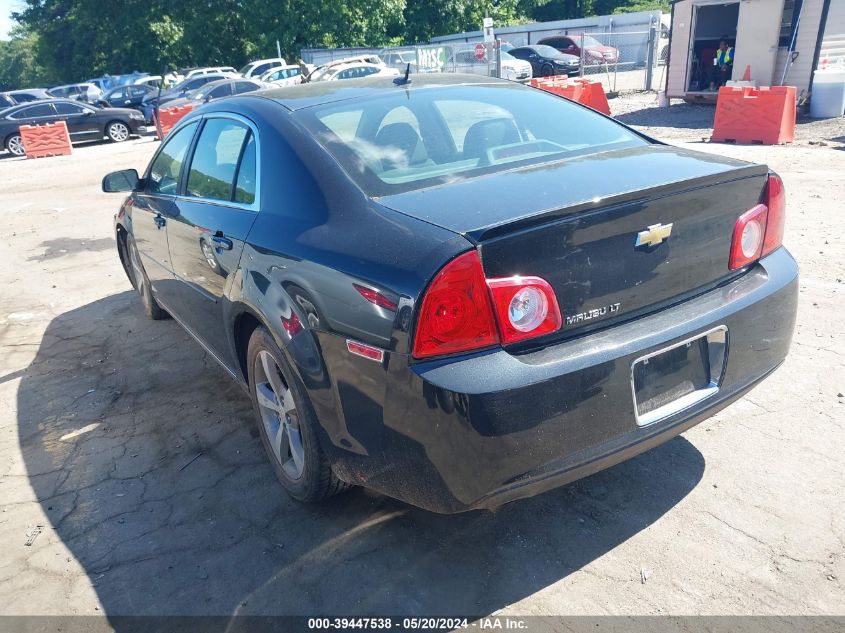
[0,0,23,40]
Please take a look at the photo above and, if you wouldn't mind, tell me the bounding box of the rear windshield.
[296,84,647,196]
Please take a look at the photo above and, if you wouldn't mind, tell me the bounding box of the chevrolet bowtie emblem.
[635,223,673,248]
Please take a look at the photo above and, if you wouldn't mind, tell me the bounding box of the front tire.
[126,234,168,320]
[6,134,25,156]
[107,121,130,143]
[247,326,349,502]
[540,63,554,77]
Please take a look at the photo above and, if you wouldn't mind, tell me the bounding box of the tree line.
[0,0,668,90]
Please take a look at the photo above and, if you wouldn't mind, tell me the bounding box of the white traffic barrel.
[809,66,845,118]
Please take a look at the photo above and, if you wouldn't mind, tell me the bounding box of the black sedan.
[96,83,156,110]
[2,99,144,155]
[103,75,797,513]
[508,44,580,77]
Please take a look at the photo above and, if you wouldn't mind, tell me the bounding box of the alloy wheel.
[109,122,130,142]
[7,135,24,156]
[254,350,305,480]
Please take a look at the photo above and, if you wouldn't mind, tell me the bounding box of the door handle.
[154,214,166,229]
[212,233,233,250]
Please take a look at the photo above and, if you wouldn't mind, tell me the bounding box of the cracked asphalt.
[0,101,843,620]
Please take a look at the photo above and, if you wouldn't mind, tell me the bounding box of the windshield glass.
[238,64,252,75]
[579,35,603,48]
[532,45,568,59]
[297,84,647,196]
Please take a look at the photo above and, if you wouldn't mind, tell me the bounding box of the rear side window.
[186,118,253,203]
[299,84,646,196]
[148,121,198,195]
[234,135,257,204]
[14,103,55,119]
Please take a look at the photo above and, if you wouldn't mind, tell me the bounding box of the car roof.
[261,73,507,111]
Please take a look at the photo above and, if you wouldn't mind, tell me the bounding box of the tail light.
[412,251,562,359]
[412,251,499,359]
[762,173,786,257]
[728,174,786,270]
[487,277,561,344]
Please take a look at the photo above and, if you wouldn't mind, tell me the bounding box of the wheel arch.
[115,223,136,288]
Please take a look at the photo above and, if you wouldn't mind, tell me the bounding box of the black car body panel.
[111,75,797,512]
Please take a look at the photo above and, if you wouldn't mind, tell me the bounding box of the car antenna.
[394,63,412,86]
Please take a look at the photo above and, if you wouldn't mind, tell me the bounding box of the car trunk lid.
[378,145,770,345]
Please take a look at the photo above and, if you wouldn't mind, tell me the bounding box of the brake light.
[728,173,786,271]
[413,251,562,359]
[487,276,562,344]
[762,173,786,257]
[412,251,499,359]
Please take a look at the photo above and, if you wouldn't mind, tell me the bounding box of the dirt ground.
[0,97,843,621]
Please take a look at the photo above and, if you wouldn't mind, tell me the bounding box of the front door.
[53,102,100,139]
[131,120,199,306]
[166,115,259,369]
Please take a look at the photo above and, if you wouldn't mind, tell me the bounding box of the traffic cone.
[742,65,751,81]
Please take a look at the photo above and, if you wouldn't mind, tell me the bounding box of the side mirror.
[203,95,213,103]
[102,169,140,193]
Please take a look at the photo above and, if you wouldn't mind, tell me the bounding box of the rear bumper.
[327,248,798,513]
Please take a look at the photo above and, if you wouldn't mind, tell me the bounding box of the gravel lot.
[0,98,843,620]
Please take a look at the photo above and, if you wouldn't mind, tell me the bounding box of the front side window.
[300,84,647,196]
[186,118,252,202]
[54,102,87,115]
[148,121,198,195]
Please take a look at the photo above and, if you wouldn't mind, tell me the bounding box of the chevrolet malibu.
[103,75,797,513]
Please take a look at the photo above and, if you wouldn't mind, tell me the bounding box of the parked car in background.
[0,93,16,109]
[260,65,303,87]
[103,74,796,513]
[537,35,620,65]
[134,75,164,88]
[381,49,418,72]
[141,73,235,121]
[447,48,532,82]
[240,58,287,79]
[96,83,156,110]
[312,62,399,82]
[164,78,267,109]
[508,45,580,77]
[6,88,52,102]
[2,99,144,155]
[184,66,238,80]
[307,55,385,82]
[48,82,104,104]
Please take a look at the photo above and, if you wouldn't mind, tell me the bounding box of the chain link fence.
[301,25,665,93]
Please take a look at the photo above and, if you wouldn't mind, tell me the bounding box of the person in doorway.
[710,37,734,91]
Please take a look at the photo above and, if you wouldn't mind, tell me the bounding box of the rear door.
[132,120,200,302]
[166,115,259,368]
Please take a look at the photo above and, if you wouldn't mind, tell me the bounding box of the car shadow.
[17,291,705,621]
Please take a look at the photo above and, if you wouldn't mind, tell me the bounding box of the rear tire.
[247,326,350,502]
[126,234,168,320]
[6,134,24,156]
